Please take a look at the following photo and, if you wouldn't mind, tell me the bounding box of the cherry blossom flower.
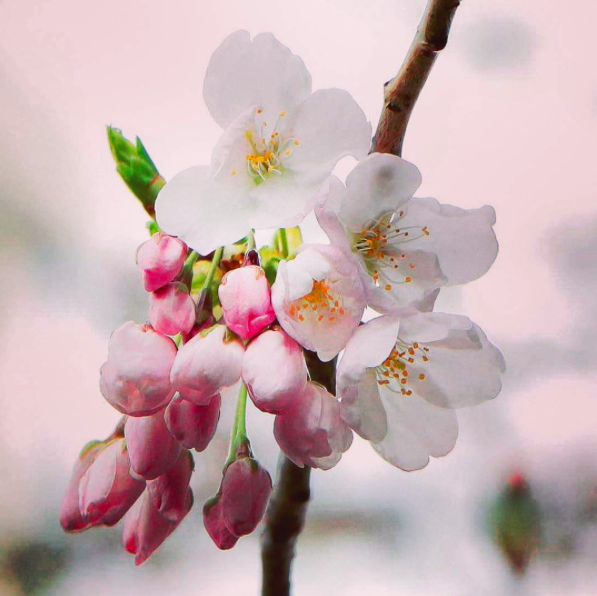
[317,153,498,312]
[170,325,245,405]
[271,244,366,361]
[274,382,353,470]
[99,322,177,417]
[336,313,505,470]
[219,265,276,340]
[242,328,308,414]
[136,233,186,292]
[155,31,371,255]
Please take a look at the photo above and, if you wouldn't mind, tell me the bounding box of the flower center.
[232,108,300,185]
[353,210,429,291]
[375,340,430,396]
[288,280,346,324]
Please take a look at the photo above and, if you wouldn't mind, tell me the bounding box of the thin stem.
[226,383,249,465]
[278,228,289,258]
[204,247,223,290]
[371,0,462,157]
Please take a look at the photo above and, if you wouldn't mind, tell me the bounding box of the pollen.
[376,339,431,394]
[279,110,287,117]
[231,170,237,176]
[288,280,346,325]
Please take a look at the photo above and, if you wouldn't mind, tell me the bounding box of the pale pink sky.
[1,0,597,594]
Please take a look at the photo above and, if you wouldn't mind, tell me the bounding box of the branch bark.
[371,0,462,157]
[260,354,335,596]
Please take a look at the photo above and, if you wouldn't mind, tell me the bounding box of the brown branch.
[260,354,335,596]
[371,0,462,157]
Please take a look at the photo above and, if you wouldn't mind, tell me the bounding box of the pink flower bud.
[125,411,182,480]
[164,393,221,451]
[170,325,244,405]
[100,321,177,417]
[123,488,193,566]
[78,439,145,526]
[148,282,196,336]
[274,382,353,470]
[242,328,308,414]
[136,233,186,292]
[147,451,194,522]
[203,495,239,550]
[218,266,276,340]
[60,441,105,532]
[221,457,272,537]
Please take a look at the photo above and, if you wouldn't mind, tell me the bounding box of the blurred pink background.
[1,0,597,594]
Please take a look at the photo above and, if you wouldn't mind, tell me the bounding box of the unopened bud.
[125,411,182,480]
[221,457,272,537]
[149,282,196,336]
[78,439,145,526]
[100,322,177,417]
[60,440,105,532]
[136,233,187,293]
[164,394,220,452]
[218,266,275,340]
[123,488,193,566]
[203,495,239,550]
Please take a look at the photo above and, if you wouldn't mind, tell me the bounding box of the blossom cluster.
[61,30,504,563]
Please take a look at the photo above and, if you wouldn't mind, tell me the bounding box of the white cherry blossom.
[156,31,371,255]
[271,244,366,362]
[336,312,505,470]
[317,153,498,312]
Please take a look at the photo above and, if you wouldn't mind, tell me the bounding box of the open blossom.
[100,321,177,417]
[219,265,276,340]
[164,394,221,452]
[125,411,182,480]
[170,325,245,405]
[271,244,366,361]
[336,313,505,470]
[155,30,371,255]
[123,489,193,566]
[274,382,353,469]
[242,328,308,414]
[78,439,145,526]
[136,233,186,292]
[149,282,196,336]
[317,153,498,312]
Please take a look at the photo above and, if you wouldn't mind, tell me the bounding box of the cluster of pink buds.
[61,233,352,563]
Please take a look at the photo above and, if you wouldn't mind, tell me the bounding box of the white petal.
[288,89,371,178]
[399,312,506,408]
[397,198,498,285]
[372,391,459,471]
[315,176,353,254]
[203,31,312,129]
[339,153,422,230]
[339,370,388,442]
[155,166,251,256]
[337,315,401,379]
[248,173,319,229]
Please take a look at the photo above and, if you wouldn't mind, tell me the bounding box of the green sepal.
[259,246,282,285]
[107,126,165,218]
